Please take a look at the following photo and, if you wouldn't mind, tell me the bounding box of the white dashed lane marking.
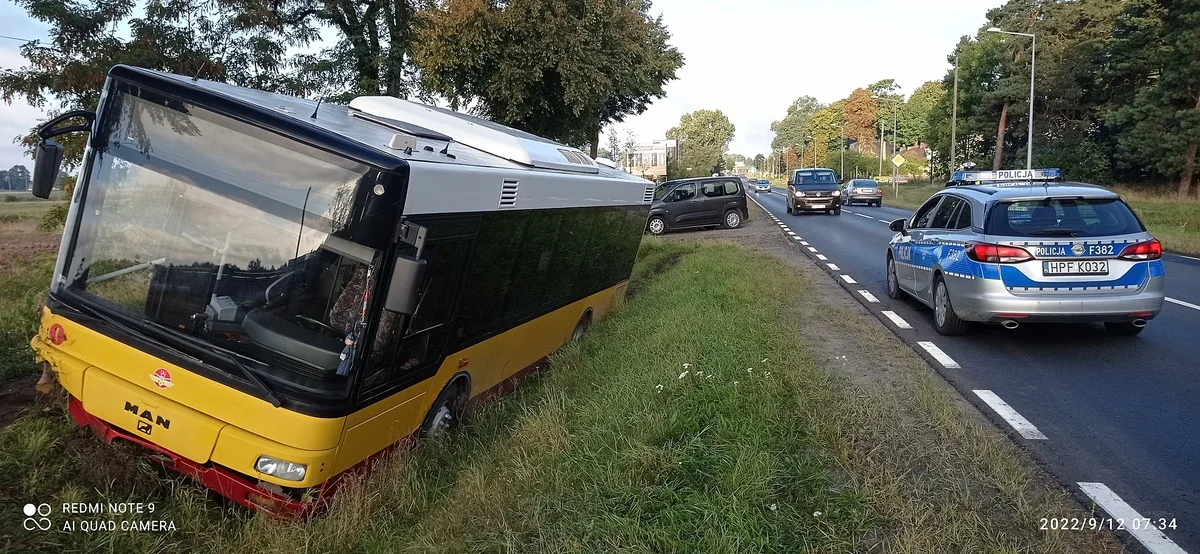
[826,263,840,270]
[972,390,1048,440]
[916,341,961,368]
[839,274,857,284]
[786,231,796,236]
[807,247,819,252]
[877,218,891,223]
[881,310,912,329]
[816,254,828,260]
[1078,483,1188,554]
[1166,297,1200,312]
[800,241,809,246]
[857,290,879,303]
[855,213,873,219]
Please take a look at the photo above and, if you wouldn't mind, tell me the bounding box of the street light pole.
[831,122,845,180]
[987,27,1035,171]
[950,52,959,171]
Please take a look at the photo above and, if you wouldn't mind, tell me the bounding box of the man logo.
[22,503,52,531]
[137,420,153,435]
[1071,244,1086,257]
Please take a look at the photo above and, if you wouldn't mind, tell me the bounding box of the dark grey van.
[786,168,842,215]
[646,176,748,235]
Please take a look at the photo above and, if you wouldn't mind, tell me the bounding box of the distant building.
[623,139,678,181]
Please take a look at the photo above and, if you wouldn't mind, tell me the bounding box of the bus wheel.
[571,311,592,341]
[420,380,467,438]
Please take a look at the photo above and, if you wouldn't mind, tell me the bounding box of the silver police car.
[885,169,1165,336]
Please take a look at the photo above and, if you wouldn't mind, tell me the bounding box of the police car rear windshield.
[794,170,837,188]
[985,198,1145,238]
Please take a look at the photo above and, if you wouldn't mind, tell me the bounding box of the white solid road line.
[858,290,880,303]
[827,263,840,270]
[1078,483,1188,554]
[840,274,857,284]
[816,254,828,260]
[1174,253,1200,262]
[1165,297,1200,311]
[972,390,1048,440]
[881,310,912,329]
[917,341,961,368]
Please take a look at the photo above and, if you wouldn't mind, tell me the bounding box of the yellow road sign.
[891,154,905,167]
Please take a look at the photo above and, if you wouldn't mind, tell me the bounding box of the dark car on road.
[786,168,842,215]
[842,178,883,207]
[647,176,748,235]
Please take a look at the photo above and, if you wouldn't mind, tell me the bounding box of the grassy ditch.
[3,239,1119,553]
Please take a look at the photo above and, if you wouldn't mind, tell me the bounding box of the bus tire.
[571,310,592,341]
[420,378,468,438]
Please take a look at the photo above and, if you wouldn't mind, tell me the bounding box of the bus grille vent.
[499,179,519,208]
[643,186,655,203]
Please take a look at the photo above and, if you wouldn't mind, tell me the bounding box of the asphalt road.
[747,189,1200,554]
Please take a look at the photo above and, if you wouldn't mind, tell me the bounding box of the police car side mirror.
[889,218,908,235]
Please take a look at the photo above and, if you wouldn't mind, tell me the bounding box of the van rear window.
[985,197,1145,237]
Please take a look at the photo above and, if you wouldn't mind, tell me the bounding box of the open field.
[0,212,1122,553]
[0,200,65,221]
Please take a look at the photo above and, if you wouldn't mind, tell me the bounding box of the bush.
[38,203,69,232]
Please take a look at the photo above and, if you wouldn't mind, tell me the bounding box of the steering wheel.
[293,315,345,340]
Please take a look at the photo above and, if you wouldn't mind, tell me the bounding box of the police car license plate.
[1043,260,1108,276]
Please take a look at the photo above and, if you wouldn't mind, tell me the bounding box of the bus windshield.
[62,88,379,387]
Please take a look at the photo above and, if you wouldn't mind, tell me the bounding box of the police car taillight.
[1118,239,1162,261]
[967,243,1033,263]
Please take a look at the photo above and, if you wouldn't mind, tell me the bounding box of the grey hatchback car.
[886,177,1164,336]
[647,176,748,235]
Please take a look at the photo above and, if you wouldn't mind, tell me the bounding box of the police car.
[885,169,1165,336]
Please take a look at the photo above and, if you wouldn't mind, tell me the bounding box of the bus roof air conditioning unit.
[349,96,599,175]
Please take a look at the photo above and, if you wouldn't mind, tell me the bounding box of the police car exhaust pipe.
[1000,319,1020,330]
[1132,318,1147,328]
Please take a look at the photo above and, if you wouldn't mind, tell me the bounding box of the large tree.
[0,0,310,170]
[667,109,735,177]
[1107,0,1200,195]
[415,0,683,156]
[902,81,945,146]
[769,95,824,151]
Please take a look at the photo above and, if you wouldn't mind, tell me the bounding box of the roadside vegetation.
[2,223,1121,553]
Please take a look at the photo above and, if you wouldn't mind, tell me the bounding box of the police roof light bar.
[951,168,1063,182]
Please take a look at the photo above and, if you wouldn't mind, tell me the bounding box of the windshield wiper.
[1027,229,1080,237]
[56,294,283,407]
[142,323,284,408]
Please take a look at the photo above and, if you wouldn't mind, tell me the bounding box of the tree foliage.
[415,0,683,155]
[667,109,735,177]
[769,96,823,151]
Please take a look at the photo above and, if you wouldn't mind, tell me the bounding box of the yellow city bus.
[28,65,653,515]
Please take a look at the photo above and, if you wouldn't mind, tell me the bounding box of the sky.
[0,0,1003,170]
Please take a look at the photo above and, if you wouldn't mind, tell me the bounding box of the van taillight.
[967,243,1033,263]
[1118,239,1162,261]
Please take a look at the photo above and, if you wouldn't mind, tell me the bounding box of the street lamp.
[873,95,901,194]
[830,122,846,180]
[987,27,1035,171]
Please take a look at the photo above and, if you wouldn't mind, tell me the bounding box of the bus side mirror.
[383,255,427,315]
[32,139,64,199]
[889,218,908,235]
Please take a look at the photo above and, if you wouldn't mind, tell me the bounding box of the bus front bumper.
[67,397,318,517]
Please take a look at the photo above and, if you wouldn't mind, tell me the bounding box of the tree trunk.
[1182,142,1197,197]
[590,124,600,159]
[993,103,1009,170]
[1181,95,1200,196]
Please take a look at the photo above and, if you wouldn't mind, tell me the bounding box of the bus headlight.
[255,455,307,481]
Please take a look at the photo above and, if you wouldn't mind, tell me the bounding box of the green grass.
[1,239,1121,553]
[0,255,54,383]
[0,200,65,220]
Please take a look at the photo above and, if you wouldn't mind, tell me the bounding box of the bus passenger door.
[335,229,474,473]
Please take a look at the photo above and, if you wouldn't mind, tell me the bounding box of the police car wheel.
[933,277,968,336]
[1104,322,1144,337]
[886,256,903,299]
